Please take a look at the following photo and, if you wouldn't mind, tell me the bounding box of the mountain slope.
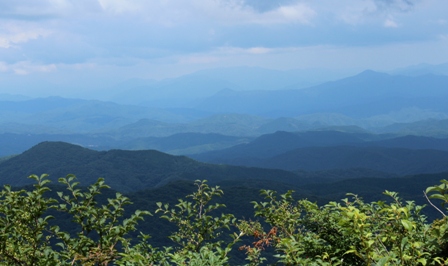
[120,132,250,155]
[193,131,448,175]
[0,141,304,192]
[192,130,377,161]
[201,145,448,176]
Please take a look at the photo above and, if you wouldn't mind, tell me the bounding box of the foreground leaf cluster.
[1,175,448,265]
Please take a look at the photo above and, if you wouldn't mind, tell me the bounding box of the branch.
[423,191,446,218]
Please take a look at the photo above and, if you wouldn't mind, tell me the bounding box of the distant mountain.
[113,114,272,138]
[0,133,116,157]
[0,141,305,192]
[376,119,448,137]
[0,93,31,101]
[197,145,448,176]
[254,146,448,175]
[363,135,448,151]
[193,130,448,175]
[0,97,202,134]
[120,132,251,155]
[106,67,347,107]
[192,130,378,161]
[194,71,448,117]
[390,62,448,77]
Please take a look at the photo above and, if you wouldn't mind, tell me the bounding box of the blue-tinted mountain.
[120,132,250,155]
[192,130,377,161]
[194,71,448,117]
[193,130,448,175]
[390,62,448,76]
[252,146,448,175]
[363,135,448,151]
[106,67,345,107]
[0,97,203,134]
[376,119,448,137]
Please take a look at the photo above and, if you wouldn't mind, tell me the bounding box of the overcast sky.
[0,0,447,96]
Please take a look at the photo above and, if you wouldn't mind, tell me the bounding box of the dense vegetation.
[1,174,448,265]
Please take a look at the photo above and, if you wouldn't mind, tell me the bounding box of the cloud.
[373,0,418,12]
[215,46,280,55]
[241,0,296,12]
[87,0,316,25]
[0,0,446,85]
[0,25,51,48]
[97,0,140,13]
[384,17,399,27]
[0,61,57,75]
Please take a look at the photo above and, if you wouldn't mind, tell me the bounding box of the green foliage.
[155,180,241,265]
[0,174,151,265]
[0,174,59,265]
[2,175,448,265]
[55,175,151,265]
[239,187,448,265]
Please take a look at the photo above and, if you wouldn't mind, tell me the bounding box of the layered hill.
[193,131,448,175]
[0,141,304,192]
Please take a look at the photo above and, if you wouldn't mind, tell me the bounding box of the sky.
[0,0,447,97]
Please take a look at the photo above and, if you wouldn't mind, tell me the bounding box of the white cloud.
[0,61,57,75]
[97,0,140,13]
[264,3,316,24]
[215,46,278,55]
[0,27,51,48]
[91,0,316,25]
[384,17,399,27]
[247,47,272,54]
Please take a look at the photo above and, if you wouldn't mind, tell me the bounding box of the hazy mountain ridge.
[0,141,305,192]
[192,129,448,163]
[192,130,448,175]
[2,69,448,157]
[105,67,349,106]
[194,71,448,117]
[0,97,201,134]
[256,146,448,174]
[389,62,448,77]
[120,132,251,155]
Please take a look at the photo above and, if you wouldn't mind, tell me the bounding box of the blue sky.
[0,0,447,97]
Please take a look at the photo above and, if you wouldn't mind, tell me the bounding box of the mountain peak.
[356,70,389,78]
[215,88,237,96]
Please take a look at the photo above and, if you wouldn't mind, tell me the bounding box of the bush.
[1,174,448,265]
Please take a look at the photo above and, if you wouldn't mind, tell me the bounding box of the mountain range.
[1,68,448,158]
[193,71,448,117]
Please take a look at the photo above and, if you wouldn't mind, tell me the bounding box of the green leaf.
[401,220,414,231]
[376,257,389,266]
[417,258,427,265]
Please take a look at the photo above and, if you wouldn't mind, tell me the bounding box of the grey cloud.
[241,0,297,12]
[0,0,101,21]
[373,0,419,12]
[0,1,54,20]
